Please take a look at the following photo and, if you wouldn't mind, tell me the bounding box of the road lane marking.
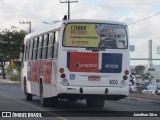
[0,93,67,120]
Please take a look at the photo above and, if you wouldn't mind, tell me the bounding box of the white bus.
[20,19,130,107]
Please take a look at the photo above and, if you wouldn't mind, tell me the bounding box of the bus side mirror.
[19,52,23,62]
[130,45,135,51]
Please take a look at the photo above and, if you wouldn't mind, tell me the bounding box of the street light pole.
[19,21,31,33]
[29,21,31,33]
[68,0,70,19]
[60,0,78,20]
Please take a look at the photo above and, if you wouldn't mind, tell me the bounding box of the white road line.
[0,93,67,120]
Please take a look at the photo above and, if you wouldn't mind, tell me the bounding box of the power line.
[129,22,160,30]
[128,12,160,25]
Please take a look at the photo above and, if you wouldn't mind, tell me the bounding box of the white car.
[129,82,138,92]
[142,83,160,95]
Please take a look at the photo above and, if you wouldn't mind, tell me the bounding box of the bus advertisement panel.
[64,23,127,49]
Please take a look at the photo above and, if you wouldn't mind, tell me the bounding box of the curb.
[126,97,160,104]
[0,79,20,84]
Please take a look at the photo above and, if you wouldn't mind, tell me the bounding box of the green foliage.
[0,29,26,60]
[6,63,21,81]
[0,27,27,79]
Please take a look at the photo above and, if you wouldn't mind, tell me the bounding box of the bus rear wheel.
[24,80,32,101]
[40,82,58,107]
[86,98,105,108]
[40,82,49,107]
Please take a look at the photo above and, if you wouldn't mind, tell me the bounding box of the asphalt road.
[0,80,160,120]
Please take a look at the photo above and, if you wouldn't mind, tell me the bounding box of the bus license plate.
[88,76,100,81]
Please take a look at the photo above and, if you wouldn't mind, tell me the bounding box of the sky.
[1,0,160,66]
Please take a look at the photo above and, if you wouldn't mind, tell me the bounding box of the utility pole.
[60,0,78,19]
[148,40,155,71]
[19,21,31,33]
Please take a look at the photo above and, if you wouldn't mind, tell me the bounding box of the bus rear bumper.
[56,83,128,100]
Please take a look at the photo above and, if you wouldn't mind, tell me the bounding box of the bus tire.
[40,82,49,107]
[86,98,105,108]
[24,79,32,101]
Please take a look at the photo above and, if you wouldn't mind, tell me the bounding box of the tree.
[0,28,27,79]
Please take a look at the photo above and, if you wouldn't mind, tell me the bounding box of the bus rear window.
[63,23,128,49]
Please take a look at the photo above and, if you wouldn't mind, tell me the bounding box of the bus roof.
[65,19,127,26]
[24,21,62,42]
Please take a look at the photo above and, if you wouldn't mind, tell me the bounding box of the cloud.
[0,0,160,65]
[71,1,112,20]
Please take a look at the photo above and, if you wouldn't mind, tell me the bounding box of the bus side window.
[24,45,26,61]
[24,40,28,61]
[29,39,34,60]
[26,40,30,61]
[42,34,49,59]
[37,36,43,59]
[33,37,38,60]
[53,31,59,58]
[47,32,55,59]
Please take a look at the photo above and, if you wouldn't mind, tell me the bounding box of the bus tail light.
[59,68,69,85]
[123,75,128,80]
[61,73,66,78]
[124,70,129,75]
[121,70,129,85]
[123,69,129,80]
[59,68,64,73]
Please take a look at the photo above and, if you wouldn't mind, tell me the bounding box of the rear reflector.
[67,88,76,90]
